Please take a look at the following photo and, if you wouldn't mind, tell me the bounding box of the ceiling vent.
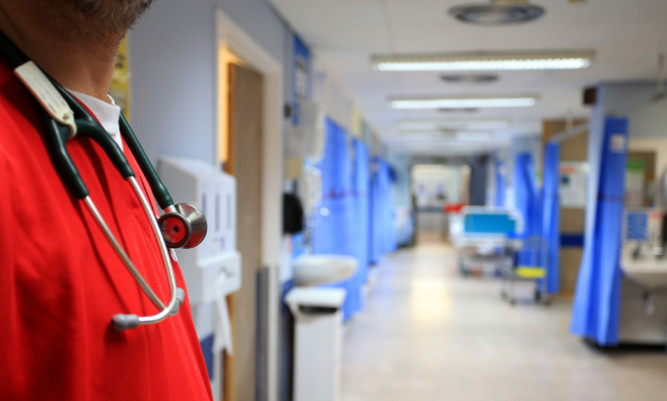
[448,0,545,26]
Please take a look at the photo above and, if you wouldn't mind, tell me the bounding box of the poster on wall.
[109,37,130,120]
[292,35,312,125]
[559,162,588,208]
[295,55,308,100]
[626,159,646,207]
[286,36,313,179]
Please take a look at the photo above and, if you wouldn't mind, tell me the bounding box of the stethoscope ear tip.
[172,288,186,316]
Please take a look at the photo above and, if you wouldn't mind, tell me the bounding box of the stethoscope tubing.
[55,86,184,328]
[83,195,166,310]
[122,177,179,323]
[120,115,174,210]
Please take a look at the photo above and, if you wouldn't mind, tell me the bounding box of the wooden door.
[224,63,263,401]
[542,119,588,294]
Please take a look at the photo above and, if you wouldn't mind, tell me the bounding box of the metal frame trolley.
[501,235,550,305]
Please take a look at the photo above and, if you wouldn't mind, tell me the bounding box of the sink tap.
[303,207,330,247]
[643,291,656,316]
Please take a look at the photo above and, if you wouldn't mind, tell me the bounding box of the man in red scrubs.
[0,1,213,399]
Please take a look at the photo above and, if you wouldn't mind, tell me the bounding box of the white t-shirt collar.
[67,89,123,150]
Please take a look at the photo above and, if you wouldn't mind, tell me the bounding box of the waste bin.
[286,287,347,401]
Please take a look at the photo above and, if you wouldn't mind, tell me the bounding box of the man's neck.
[0,1,120,103]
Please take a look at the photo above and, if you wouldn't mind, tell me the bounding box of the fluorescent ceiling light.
[456,132,494,141]
[389,95,538,109]
[402,134,446,143]
[400,131,444,137]
[399,119,510,130]
[399,131,497,142]
[371,51,594,72]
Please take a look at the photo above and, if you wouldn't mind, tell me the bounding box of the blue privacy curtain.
[370,158,397,264]
[383,160,398,255]
[311,118,364,320]
[571,117,628,346]
[542,143,561,293]
[514,153,543,267]
[349,139,370,309]
[495,161,506,208]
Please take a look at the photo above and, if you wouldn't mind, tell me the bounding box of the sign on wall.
[110,37,131,120]
[626,159,646,207]
[559,162,589,208]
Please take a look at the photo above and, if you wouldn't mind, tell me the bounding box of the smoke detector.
[449,0,545,26]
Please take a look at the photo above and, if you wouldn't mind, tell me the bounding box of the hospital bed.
[450,207,522,276]
[451,208,549,304]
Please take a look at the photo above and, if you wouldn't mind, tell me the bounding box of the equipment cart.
[500,235,550,305]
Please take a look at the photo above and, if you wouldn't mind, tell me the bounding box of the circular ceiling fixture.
[441,74,499,84]
[448,0,545,26]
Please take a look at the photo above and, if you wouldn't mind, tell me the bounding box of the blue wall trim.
[561,233,585,247]
[199,334,215,381]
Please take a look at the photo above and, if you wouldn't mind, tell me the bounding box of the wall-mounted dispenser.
[297,165,323,217]
[158,156,241,401]
[289,98,326,163]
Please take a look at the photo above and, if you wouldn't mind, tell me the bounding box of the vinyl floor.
[340,238,667,401]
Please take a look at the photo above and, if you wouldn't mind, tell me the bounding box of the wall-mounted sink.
[623,264,667,288]
[293,254,358,286]
[622,251,667,289]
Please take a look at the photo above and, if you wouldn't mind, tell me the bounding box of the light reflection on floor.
[410,277,451,327]
[340,238,667,401]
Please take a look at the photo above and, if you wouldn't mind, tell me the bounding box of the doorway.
[223,62,265,401]
[411,164,470,243]
[215,8,284,401]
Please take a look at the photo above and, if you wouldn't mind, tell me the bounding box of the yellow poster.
[110,37,131,121]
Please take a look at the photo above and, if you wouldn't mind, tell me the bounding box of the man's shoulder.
[0,60,40,134]
[0,60,44,178]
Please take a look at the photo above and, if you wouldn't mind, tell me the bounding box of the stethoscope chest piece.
[159,202,207,249]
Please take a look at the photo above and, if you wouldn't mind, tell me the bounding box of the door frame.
[215,8,283,401]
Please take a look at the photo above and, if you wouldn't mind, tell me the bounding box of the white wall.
[130,0,218,164]
[628,93,667,205]
[130,0,292,165]
[628,91,667,172]
[412,165,467,206]
[312,67,354,133]
[629,95,667,139]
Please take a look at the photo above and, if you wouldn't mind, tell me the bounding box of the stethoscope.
[0,31,208,331]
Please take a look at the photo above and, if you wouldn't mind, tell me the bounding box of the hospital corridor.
[3,0,667,401]
[341,239,667,401]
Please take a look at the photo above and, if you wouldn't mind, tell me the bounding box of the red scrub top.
[0,58,213,400]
